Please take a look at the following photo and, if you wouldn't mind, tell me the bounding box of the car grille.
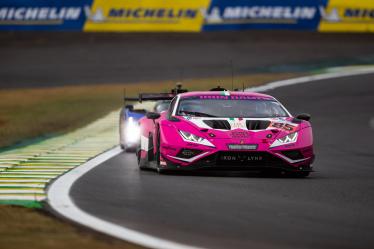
[216,152,286,167]
[195,151,287,168]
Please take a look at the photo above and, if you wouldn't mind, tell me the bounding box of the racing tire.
[147,133,154,161]
[286,171,310,178]
[156,167,172,174]
[155,128,166,174]
[137,145,147,170]
[293,171,310,178]
[156,128,161,166]
[156,167,166,174]
[138,161,148,171]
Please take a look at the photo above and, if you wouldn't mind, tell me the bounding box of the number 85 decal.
[271,122,296,131]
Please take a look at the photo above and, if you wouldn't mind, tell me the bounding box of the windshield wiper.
[179,111,216,117]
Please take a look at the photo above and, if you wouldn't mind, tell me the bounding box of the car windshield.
[176,96,289,118]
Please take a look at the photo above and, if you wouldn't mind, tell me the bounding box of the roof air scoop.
[246,120,271,130]
[210,86,227,91]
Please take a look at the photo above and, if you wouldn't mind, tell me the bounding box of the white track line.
[47,66,374,249]
[48,146,204,249]
[0,189,44,194]
[0,179,50,183]
[0,184,45,187]
[246,66,374,92]
[0,195,45,201]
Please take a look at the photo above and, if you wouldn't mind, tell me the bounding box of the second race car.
[120,96,173,151]
[119,85,188,151]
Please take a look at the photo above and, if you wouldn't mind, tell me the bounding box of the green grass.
[0,72,300,150]
[0,200,43,209]
[0,205,142,249]
[0,85,123,149]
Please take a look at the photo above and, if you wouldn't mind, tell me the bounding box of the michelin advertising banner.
[319,0,374,32]
[0,0,374,32]
[203,0,328,31]
[0,0,91,30]
[84,0,209,32]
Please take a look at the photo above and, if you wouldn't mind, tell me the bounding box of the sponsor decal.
[84,0,210,32]
[228,118,247,129]
[203,0,327,31]
[198,95,272,100]
[0,0,91,30]
[231,122,243,129]
[230,130,250,139]
[270,121,297,132]
[228,144,257,150]
[319,0,374,32]
[199,95,229,99]
[230,95,273,100]
[220,154,262,161]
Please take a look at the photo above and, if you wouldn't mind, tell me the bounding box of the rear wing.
[124,87,188,103]
[124,93,175,103]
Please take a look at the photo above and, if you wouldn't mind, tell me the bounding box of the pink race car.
[137,90,314,177]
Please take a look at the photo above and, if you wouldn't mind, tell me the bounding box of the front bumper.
[162,150,314,172]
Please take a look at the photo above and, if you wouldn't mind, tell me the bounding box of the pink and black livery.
[137,90,314,177]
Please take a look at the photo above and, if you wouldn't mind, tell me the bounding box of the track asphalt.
[70,73,374,249]
[1,31,374,88]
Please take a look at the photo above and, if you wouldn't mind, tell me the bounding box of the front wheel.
[137,145,147,170]
[156,167,167,174]
[155,128,164,174]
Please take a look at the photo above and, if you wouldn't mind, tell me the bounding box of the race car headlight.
[270,132,298,148]
[125,117,140,143]
[179,130,215,147]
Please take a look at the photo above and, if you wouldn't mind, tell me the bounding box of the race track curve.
[70,73,374,249]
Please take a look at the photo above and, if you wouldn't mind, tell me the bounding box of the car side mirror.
[296,113,311,121]
[146,112,161,120]
[125,104,134,111]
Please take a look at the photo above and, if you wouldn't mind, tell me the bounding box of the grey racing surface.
[71,73,374,249]
[2,31,374,88]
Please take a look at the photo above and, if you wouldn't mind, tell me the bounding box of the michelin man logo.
[84,6,105,22]
[203,7,222,23]
[203,6,317,24]
[319,6,341,22]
